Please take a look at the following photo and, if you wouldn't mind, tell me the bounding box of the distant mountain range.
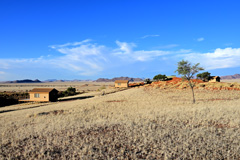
[2,74,238,83]
[43,79,91,82]
[0,79,90,83]
[3,79,42,83]
[95,77,143,82]
[221,74,240,79]
[0,77,143,83]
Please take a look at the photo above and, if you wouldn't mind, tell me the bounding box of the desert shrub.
[66,87,76,94]
[153,74,167,81]
[197,72,211,82]
[144,78,152,84]
[58,87,77,97]
[0,92,29,107]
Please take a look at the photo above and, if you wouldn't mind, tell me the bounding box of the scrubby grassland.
[222,79,240,83]
[0,81,114,92]
[1,87,240,159]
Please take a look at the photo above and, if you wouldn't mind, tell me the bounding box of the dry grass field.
[0,81,115,92]
[222,78,240,83]
[1,85,240,159]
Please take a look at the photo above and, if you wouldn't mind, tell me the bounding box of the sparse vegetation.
[1,82,240,159]
[175,60,204,103]
[197,71,211,82]
[153,74,167,81]
[144,78,152,84]
[58,87,77,97]
[0,92,29,107]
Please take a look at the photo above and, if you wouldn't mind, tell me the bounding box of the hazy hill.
[221,74,240,79]
[4,79,42,83]
[95,77,143,82]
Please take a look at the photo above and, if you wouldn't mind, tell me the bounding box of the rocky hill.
[95,77,143,82]
[221,74,240,79]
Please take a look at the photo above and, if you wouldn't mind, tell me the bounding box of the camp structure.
[208,76,221,82]
[24,88,59,102]
[115,80,129,88]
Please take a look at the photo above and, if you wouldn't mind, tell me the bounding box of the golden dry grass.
[222,79,240,83]
[1,87,240,159]
[0,81,115,92]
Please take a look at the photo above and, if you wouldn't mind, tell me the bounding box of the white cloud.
[115,40,136,54]
[114,41,179,61]
[0,40,107,77]
[141,35,160,39]
[0,71,5,74]
[2,39,240,80]
[49,41,108,75]
[197,37,204,42]
[184,47,240,70]
[0,40,184,79]
[49,39,92,49]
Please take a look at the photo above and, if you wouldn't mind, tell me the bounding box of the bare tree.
[175,60,204,103]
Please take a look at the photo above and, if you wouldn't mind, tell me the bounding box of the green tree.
[59,87,77,97]
[66,87,76,94]
[197,72,211,82]
[175,60,204,103]
[144,78,152,84]
[153,74,167,81]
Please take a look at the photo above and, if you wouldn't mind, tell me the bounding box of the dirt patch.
[29,110,66,117]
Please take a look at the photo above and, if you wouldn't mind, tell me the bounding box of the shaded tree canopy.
[153,74,167,81]
[144,78,152,84]
[197,72,211,82]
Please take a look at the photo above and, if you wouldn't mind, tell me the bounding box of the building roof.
[115,80,129,83]
[210,76,220,79]
[29,88,58,93]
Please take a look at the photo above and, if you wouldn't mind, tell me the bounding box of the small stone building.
[115,80,129,88]
[209,76,221,82]
[28,88,59,102]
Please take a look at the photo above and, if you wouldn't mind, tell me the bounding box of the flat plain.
[0,81,115,92]
[1,82,240,159]
[221,79,240,83]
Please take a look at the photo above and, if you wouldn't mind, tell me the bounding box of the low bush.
[0,92,29,107]
[58,87,77,97]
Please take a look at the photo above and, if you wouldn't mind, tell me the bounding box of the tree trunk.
[190,86,195,103]
[188,80,196,103]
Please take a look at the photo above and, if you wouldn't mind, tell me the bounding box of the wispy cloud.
[224,43,233,46]
[183,47,240,70]
[156,44,179,49]
[114,41,188,61]
[0,40,108,78]
[1,39,240,80]
[49,40,108,75]
[197,37,204,42]
[141,35,160,39]
[0,71,5,74]
[115,41,136,54]
[49,39,92,49]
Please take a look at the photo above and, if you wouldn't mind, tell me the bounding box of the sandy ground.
[1,87,240,159]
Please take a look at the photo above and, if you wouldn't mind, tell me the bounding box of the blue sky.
[0,0,240,81]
